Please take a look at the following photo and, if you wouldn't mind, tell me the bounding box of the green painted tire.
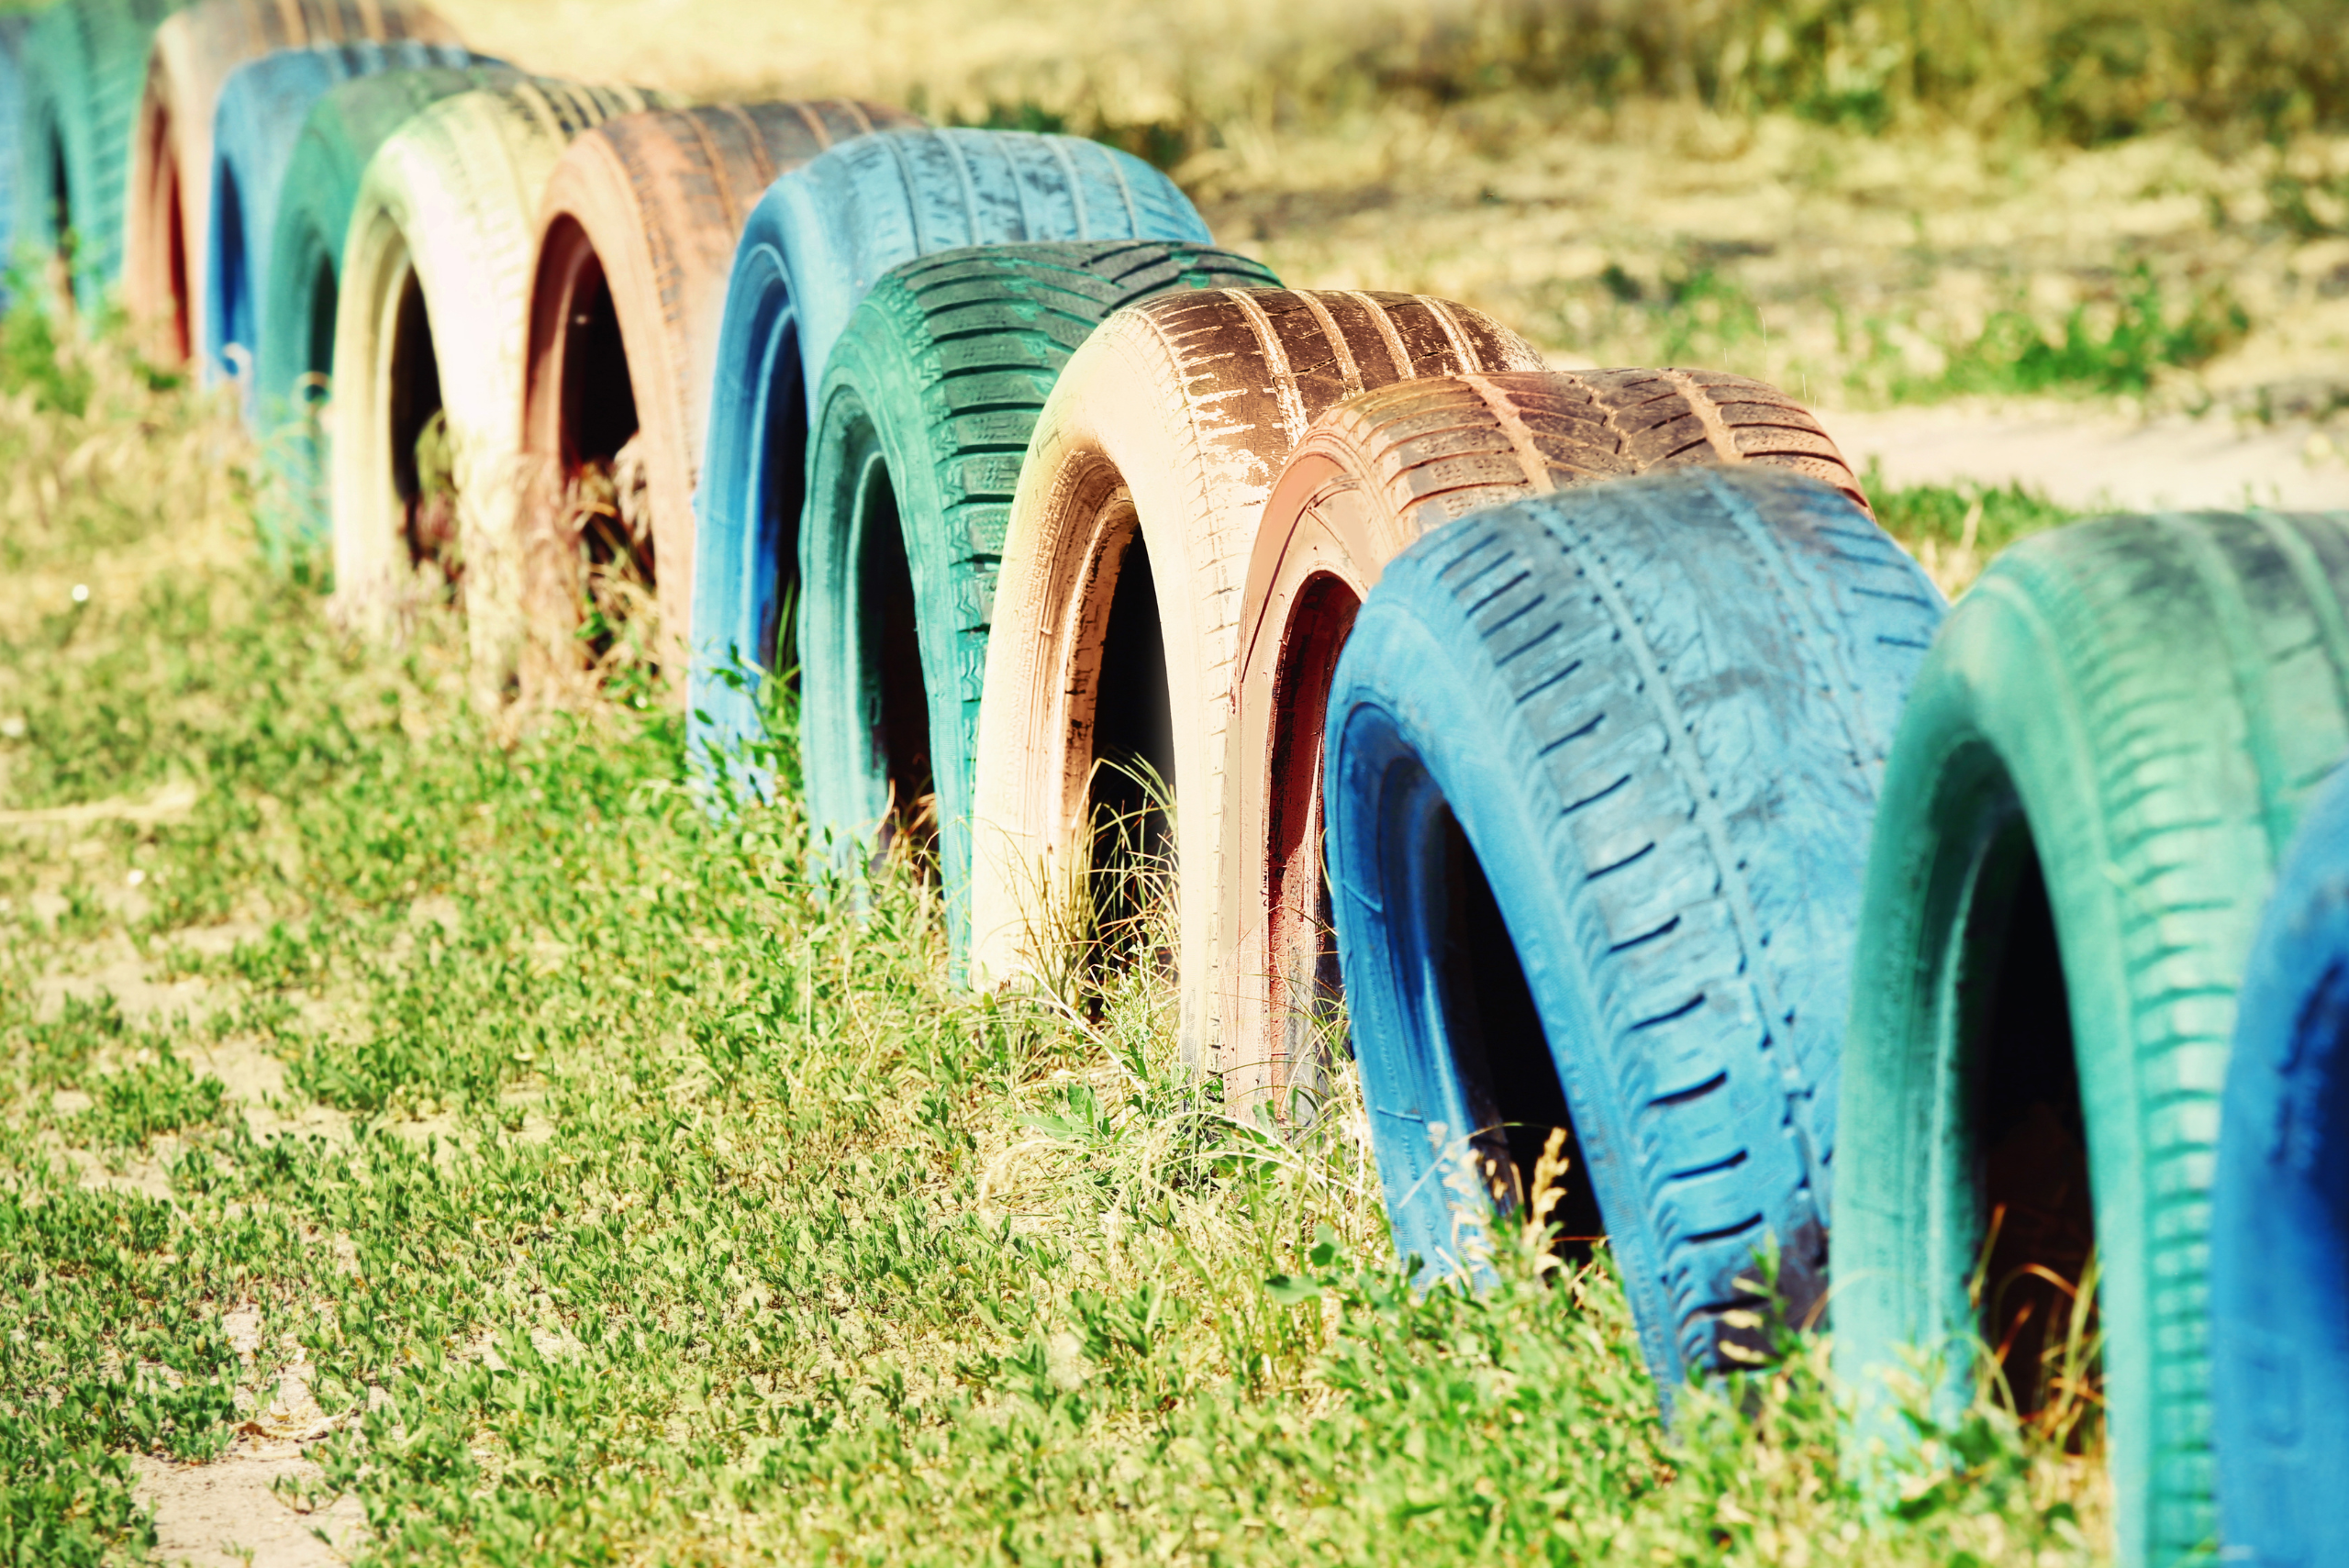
[20,0,184,314]
[249,61,519,552]
[1835,509,2349,1568]
[798,239,1275,941]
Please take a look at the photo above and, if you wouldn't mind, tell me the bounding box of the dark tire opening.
[757,323,807,683]
[1088,531,1176,960]
[1960,817,2098,1430]
[216,170,250,366]
[1267,573,1360,1083]
[1434,807,1607,1262]
[858,462,935,870]
[162,161,190,363]
[303,254,337,391]
[559,255,640,469]
[387,270,454,579]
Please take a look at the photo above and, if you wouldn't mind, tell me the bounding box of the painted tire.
[1835,510,2349,1568]
[516,100,921,693]
[2214,762,2349,1568]
[20,0,184,317]
[328,80,675,703]
[684,127,1210,775]
[1320,465,1938,1387]
[206,39,493,400]
[125,0,460,365]
[965,288,1541,1057]
[799,241,1278,948]
[0,14,37,299]
[1219,369,1870,1106]
[250,61,523,552]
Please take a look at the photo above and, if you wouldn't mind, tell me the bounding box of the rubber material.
[126,0,460,365]
[328,80,674,702]
[966,288,1542,1059]
[206,40,493,401]
[685,127,1211,774]
[1835,509,2349,1568]
[798,240,1279,948]
[0,15,36,299]
[1320,465,1938,1388]
[1219,369,1871,1105]
[2214,763,2349,1568]
[516,100,921,692]
[20,0,184,316]
[250,61,523,551]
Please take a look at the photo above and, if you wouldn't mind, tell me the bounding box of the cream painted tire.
[125,0,460,366]
[967,288,1541,1055]
[1217,369,1870,1104]
[328,79,673,704]
[516,100,918,696]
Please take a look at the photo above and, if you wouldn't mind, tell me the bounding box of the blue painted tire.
[685,126,1211,783]
[1319,464,1942,1391]
[20,0,184,315]
[0,14,35,296]
[248,61,518,553]
[205,39,490,401]
[2214,763,2349,1567]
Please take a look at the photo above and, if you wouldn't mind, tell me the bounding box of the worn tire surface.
[1220,369,1870,1103]
[1320,464,1938,1390]
[517,100,920,692]
[20,0,184,316]
[126,0,460,365]
[799,240,1278,948]
[965,288,1541,1059]
[685,127,1210,775]
[2213,762,2349,1568]
[1836,509,2349,1568]
[251,61,523,552]
[328,80,674,702]
[206,39,491,398]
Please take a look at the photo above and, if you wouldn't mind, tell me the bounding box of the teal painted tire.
[798,239,1275,943]
[1835,509,2349,1568]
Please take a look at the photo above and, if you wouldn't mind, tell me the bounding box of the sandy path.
[1819,402,2349,513]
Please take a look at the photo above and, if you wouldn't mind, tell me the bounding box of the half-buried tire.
[251,61,525,553]
[206,39,495,402]
[1320,464,1941,1391]
[1835,509,2349,1568]
[799,240,1278,949]
[966,288,1541,1057]
[685,127,1211,782]
[2214,762,2349,1568]
[125,0,462,366]
[516,100,921,696]
[1220,369,1871,1108]
[327,79,677,701]
[21,0,183,317]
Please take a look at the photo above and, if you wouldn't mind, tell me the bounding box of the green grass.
[0,328,2105,1565]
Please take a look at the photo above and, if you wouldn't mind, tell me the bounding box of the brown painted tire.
[516,100,919,696]
[1215,368,1871,1105]
[328,80,677,705]
[125,0,460,365]
[967,289,1542,1052]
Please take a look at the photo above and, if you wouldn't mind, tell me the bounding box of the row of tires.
[0,2,2342,1562]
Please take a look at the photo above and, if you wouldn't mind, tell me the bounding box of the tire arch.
[327,79,676,702]
[1219,368,1869,1104]
[965,287,1542,1059]
[683,126,1210,775]
[515,99,920,695]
